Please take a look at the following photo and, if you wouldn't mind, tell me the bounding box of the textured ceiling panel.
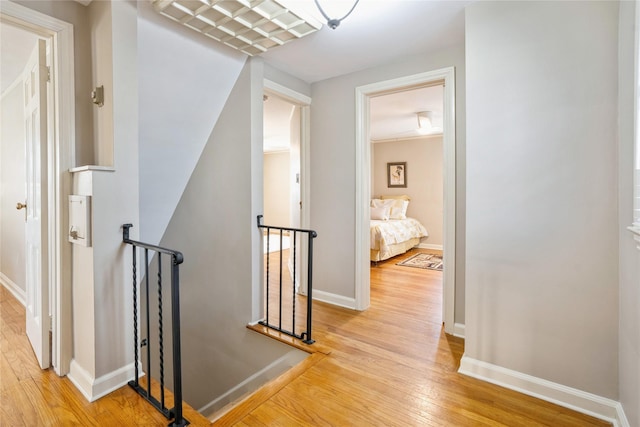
[152,0,321,56]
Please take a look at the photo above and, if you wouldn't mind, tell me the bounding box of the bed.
[370,196,428,262]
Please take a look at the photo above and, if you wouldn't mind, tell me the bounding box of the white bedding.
[370,218,428,253]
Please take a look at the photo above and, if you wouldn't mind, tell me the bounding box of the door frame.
[263,79,311,294]
[354,67,457,334]
[1,2,75,375]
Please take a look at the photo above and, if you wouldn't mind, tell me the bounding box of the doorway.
[369,84,445,252]
[355,68,457,334]
[0,4,75,375]
[262,79,311,293]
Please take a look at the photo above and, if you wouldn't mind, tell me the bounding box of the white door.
[23,39,50,369]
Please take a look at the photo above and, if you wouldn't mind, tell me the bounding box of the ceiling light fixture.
[152,0,321,56]
[313,0,360,29]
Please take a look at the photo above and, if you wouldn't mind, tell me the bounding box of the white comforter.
[370,218,428,251]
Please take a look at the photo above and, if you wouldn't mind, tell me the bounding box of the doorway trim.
[263,79,311,232]
[354,67,456,334]
[263,79,311,296]
[1,2,75,375]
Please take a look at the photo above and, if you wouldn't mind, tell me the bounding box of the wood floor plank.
[20,377,61,425]
[0,348,20,391]
[214,352,326,427]
[0,250,612,426]
[0,381,40,426]
[0,285,209,427]
[227,248,611,426]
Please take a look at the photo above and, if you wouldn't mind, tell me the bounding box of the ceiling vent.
[152,0,322,56]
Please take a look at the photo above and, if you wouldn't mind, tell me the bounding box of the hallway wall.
[464,0,619,401]
[0,82,27,295]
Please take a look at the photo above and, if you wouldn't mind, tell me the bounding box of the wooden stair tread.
[210,352,326,426]
[246,323,332,355]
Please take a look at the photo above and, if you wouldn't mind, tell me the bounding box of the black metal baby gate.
[122,224,188,427]
[257,215,317,345]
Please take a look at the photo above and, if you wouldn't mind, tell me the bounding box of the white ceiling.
[265,0,471,84]
[3,1,463,145]
[370,85,444,141]
[264,83,444,151]
[261,0,464,146]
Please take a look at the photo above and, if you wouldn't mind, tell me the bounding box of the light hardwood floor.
[220,248,611,426]
[0,285,210,426]
[1,249,611,426]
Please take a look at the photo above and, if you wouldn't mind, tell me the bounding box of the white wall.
[373,136,443,247]
[69,0,140,400]
[159,59,300,410]
[617,1,640,425]
[13,0,95,166]
[263,151,291,227]
[464,0,618,400]
[0,82,27,294]
[137,0,246,244]
[89,0,114,167]
[264,63,311,99]
[309,45,466,322]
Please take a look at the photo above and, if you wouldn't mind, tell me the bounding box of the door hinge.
[49,315,53,331]
[46,66,51,82]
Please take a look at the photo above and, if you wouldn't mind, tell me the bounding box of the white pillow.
[370,206,390,220]
[388,199,409,219]
[371,198,394,209]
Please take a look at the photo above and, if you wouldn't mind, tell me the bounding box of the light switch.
[68,195,91,246]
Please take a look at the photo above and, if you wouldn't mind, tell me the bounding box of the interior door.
[23,39,50,369]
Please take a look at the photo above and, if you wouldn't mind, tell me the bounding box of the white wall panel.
[465,0,619,399]
[138,1,246,244]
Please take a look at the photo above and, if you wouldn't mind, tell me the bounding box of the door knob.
[16,202,27,210]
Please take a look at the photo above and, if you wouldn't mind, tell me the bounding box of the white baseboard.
[0,272,26,306]
[453,323,465,339]
[200,349,308,421]
[417,243,444,251]
[313,290,356,310]
[458,355,629,426]
[68,359,142,402]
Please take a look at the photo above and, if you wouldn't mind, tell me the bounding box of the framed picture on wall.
[387,162,407,188]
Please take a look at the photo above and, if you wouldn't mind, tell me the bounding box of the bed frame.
[370,237,421,263]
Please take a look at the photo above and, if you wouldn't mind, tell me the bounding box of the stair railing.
[257,215,317,344]
[122,224,188,427]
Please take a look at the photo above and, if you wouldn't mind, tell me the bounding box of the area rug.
[397,253,443,270]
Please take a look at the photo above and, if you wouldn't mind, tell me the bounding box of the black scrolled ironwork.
[257,215,318,345]
[122,224,188,427]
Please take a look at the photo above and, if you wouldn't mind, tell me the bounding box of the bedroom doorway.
[355,68,457,335]
[369,85,445,254]
[262,80,311,293]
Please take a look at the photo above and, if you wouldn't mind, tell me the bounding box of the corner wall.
[137,0,246,244]
[463,0,619,409]
[159,58,302,411]
[617,1,640,425]
[0,83,27,298]
[68,0,140,401]
[264,151,291,227]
